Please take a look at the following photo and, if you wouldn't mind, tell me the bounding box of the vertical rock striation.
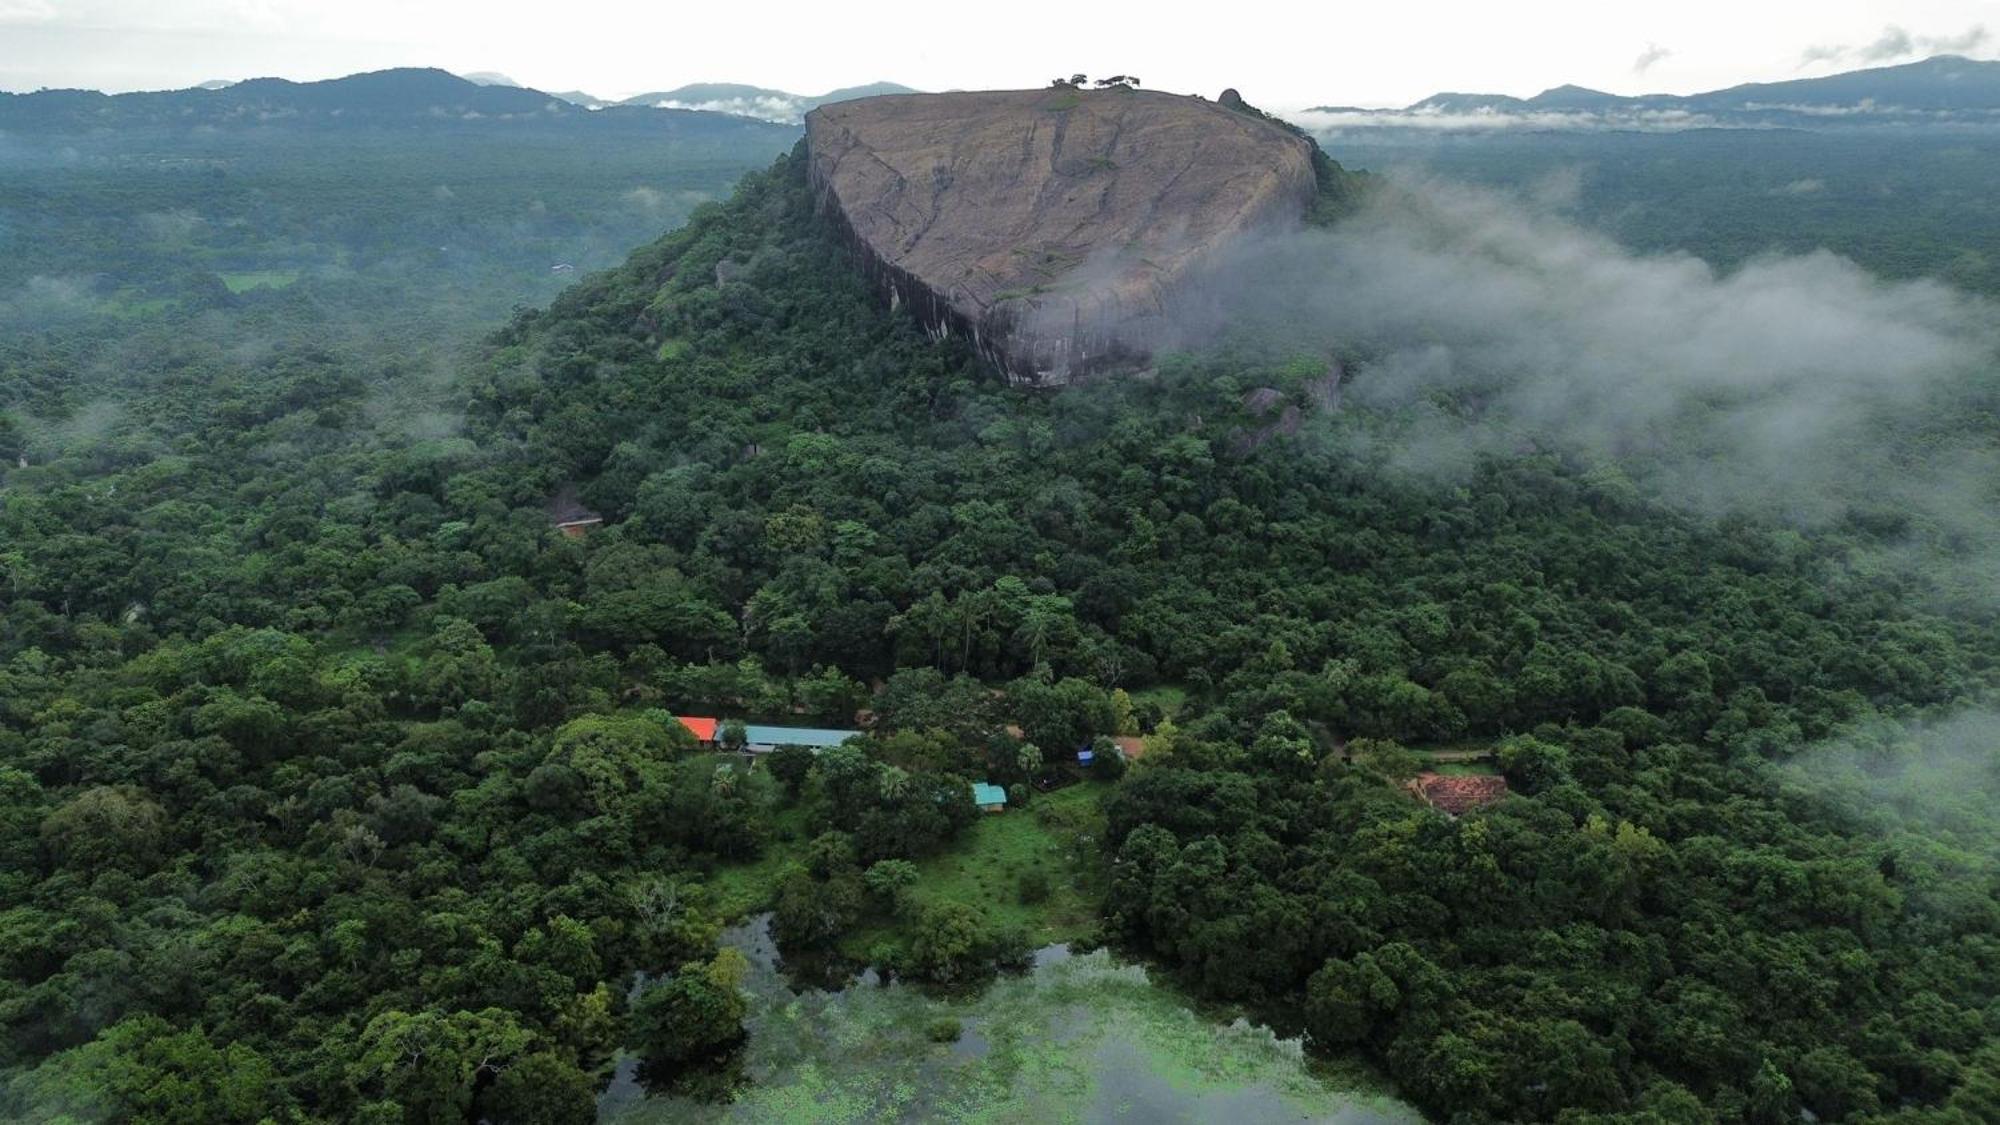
[805,88,1319,385]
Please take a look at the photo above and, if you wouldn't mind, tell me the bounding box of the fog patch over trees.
[1164,177,2000,599]
[1775,710,2000,872]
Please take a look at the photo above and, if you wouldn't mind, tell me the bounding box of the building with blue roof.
[738,724,860,753]
[971,782,1008,812]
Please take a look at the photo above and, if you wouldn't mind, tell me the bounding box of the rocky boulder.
[805,88,1319,385]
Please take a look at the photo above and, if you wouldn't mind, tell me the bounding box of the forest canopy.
[2,129,1998,1124]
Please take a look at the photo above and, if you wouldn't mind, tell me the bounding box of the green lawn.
[705,801,812,919]
[1408,739,1497,758]
[1430,760,1501,777]
[219,269,301,293]
[705,779,1111,958]
[1128,683,1188,717]
[895,781,1108,946]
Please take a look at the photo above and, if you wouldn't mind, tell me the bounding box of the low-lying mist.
[1775,710,2000,916]
[1165,178,2000,601]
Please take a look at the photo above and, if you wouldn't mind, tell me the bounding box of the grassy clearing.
[709,777,1111,954]
[897,781,1108,945]
[704,801,812,920]
[220,269,301,293]
[1410,738,1497,760]
[1431,760,1501,777]
[1128,683,1188,717]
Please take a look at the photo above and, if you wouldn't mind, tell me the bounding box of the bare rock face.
[805,88,1318,385]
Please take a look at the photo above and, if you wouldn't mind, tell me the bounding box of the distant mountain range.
[1303,55,2000,131]
[614,81,921,123]
[549,90,614,110]
[0,68,920,131]
[0,68,803,138]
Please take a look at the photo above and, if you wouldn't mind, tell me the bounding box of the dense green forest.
[3,108,2000,1125]
[0,89,795,430]
[1327,127,2000,295]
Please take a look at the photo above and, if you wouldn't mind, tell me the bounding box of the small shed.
[971,782,1008,813]
[1110,736,1146,762]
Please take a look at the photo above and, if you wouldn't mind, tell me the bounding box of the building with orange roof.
[675,716,719,745]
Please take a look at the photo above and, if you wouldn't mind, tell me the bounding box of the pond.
[598,915,1424,1124]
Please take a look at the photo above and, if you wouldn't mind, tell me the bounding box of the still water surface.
[598,914,1424,1124]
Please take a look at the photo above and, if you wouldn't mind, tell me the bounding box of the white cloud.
[1802,23,1990,68]
[1157,180,2000,596]
[0,0,56,22]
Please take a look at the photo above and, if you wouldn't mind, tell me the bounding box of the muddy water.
[598,915,1424,1124]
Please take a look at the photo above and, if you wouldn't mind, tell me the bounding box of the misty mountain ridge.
[1305,54,2000,131]
[0,67,800,138]
[620,80,921,123]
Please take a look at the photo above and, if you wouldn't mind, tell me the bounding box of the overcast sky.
[1,1,1993,108]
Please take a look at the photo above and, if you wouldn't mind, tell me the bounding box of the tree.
[863,858,919,914]
[415,617,499,711]
[1138,718,1180,767]
[1497,735,1572,794]
[796,664,865,722]
[1015,742,1043,783]
[626,952,748,1065]
[909,901,991,984]
[1010,675,1114,754]
[487,1051,596,1125]
[348,1008,534,1124]
[41,785,166,873]
[1350,738,1421,782]
[718,719,747,753]
[542,712,684,813]
[772,866,862,948]
[1305,957,1390,1046]
[4,1015,284,1124]
[767,745,815,800]
[1110,688,1137,735]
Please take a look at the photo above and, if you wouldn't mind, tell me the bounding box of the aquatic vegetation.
[601,919,1419,1123]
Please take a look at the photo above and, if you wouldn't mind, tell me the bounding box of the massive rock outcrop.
[805,88,1319,385]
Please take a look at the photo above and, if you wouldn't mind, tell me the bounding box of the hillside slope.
[3,124,1999,1124]
[0,67,797,138]
[1341,54,2000,127]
